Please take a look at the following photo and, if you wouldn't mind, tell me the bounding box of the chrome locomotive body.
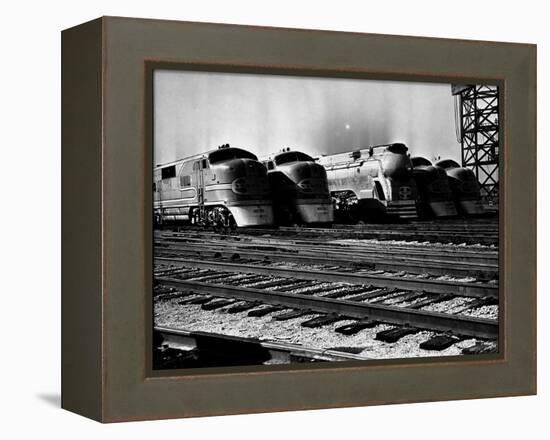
[435,159,485,215]
[317,143,418,220]
[262,149,334,225]
[154,145,274,227]
[411,156,457,218]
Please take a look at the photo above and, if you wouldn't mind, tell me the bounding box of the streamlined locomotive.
[262,149,334,225]
[317,143,418,220]
[435,159,485,215]
[154,145,274,227]
[411,156,457,218]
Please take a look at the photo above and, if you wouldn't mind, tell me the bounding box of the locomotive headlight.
[399,186,412,200]
[231,177,248,194]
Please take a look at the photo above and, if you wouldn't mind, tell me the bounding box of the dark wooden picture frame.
[62,16,536,422]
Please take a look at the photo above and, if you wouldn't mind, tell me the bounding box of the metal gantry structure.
[452,84,499,204]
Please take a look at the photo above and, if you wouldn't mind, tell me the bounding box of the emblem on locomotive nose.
[399,186,412,200]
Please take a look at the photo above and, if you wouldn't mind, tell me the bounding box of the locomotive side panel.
[154,159,198,222]
[318,144,418,220]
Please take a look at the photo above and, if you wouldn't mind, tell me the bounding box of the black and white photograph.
[152,69,500,370]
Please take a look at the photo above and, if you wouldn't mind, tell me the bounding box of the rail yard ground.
[153,217,499,369]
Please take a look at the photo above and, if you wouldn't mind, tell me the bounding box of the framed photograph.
[62,16,536,422]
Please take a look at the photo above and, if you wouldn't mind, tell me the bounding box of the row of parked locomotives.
[261,150,334,225]
[317,143,420,221]
[153,143,486,227]
[153,145,334,228]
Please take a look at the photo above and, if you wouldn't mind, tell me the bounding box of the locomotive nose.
[244,159,265,177]
[294,162,329,194]
[291,161,326,180]
[230,159,269,195]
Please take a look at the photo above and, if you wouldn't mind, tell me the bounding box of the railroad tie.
[407,293,453,309]
[272,309,313,321]
[455,296,498,313]
[189,272,234,282]
[201,298,235,311]
[274,280,318,292]
[155,290,193,301]
[348,287,395,302]
[254,279,298,290]
[172,269,216,280]
[462,341,498,355]
[292,285,333,296]
[419,334,464,351]
[179,295,214,305]
[301,314,347,328]
[322,286,367,299]
[224,274,267,286]
[153,286,176,296]
[225,301,261,314]
[368,289,406,304]
[392,290,427,304]
[247,305,283,317]
[335,320,379,335]
[376,326,419,343]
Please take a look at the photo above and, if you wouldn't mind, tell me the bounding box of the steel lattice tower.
[452,85,499,203]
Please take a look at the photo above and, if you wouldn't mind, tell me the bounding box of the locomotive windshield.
[385,143,408,154]
[436,159,461,170]
[411,157,432,167]
[208,148,258,164]
[274,151,314,165]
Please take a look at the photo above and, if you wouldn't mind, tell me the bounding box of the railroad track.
[334,219,498,232]
[155,231,498,280]
[155,326,369,367]
[154,261,498,339]
[153,221,499,363]
[155,256,497,298]
[252,226,498,246]
[156,220,498,245]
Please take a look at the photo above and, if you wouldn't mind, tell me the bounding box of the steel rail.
[155,326,369,362]
[156,225,498,244]
[154,243,498,279]
[155,257,498,298]
[256,228,498,244]
[155,233,498,264]
[155,230,498,257]
[245,226,498,236]
[156,278,498,339]
[155,237,498,267]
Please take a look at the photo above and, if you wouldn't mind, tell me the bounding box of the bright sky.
[154,70,462,166]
